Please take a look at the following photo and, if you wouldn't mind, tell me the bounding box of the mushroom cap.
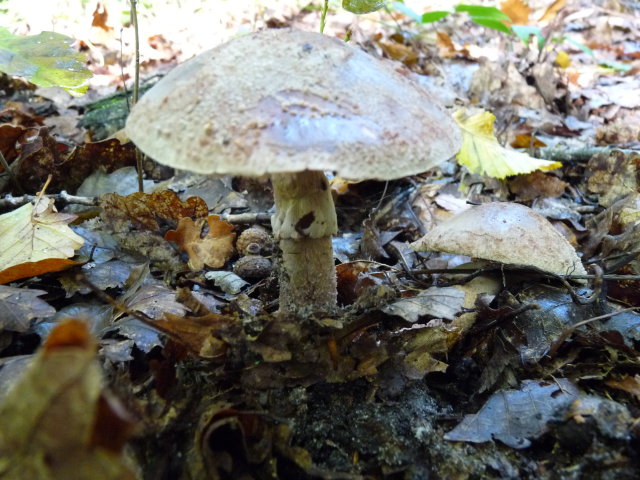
[411,202,587,277]
[125,28,461,181]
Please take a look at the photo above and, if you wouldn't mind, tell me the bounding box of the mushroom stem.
[279,237,337,313]
[271,171,338,313]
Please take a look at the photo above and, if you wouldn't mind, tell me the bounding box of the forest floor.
[1,1,640,479]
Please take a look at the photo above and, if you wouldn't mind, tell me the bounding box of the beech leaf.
[0,196,84,274]
[453,109,562,179]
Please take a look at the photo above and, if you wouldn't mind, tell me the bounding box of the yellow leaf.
[0,196,84,271]
[555,50,571,68]
[453,109,562,179]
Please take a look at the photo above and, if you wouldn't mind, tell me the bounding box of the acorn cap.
[125,28,461,181]
[411,202,587,277]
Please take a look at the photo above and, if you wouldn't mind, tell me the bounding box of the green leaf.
[421,11,451,24]
[0,27,91,96]
[512,25,545,49]
[342,0,386,14]
[471,17,511,33]
[454,5,510,21]
[391,2,422,23]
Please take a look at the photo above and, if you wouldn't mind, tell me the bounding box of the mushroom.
[125,28,461,314]
[411,202,587,277]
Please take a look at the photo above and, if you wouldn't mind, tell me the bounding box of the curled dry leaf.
[411,202,587,277]
[0,319,136,479]
[100,189,208,233]
[165,215,236,270]
[0,195,84,281]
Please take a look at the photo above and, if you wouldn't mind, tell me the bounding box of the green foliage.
[0,27,91,96]
[342,0,386,14]
[390,3,630,71]
[392,2,511,34]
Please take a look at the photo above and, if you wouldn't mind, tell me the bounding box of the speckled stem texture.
[278,237,337,314]
[271,171,338,313]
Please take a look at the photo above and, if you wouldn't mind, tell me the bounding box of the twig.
[547,306,639,357]
[0,191,98,209]
[0,150,24,194]
[534,145,639,162]
[221,212,272,224]
[129,0,144,193]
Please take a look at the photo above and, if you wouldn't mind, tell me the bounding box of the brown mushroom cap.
[125,28,461,180]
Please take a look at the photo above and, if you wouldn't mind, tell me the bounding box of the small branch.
[0,191,98,209]
[129,0,144,194]
[221,212,272,224]
[534,145,639,163]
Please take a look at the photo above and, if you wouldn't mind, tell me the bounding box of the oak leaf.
[165,215,236,270]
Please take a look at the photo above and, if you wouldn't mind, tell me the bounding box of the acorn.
[236,226,273,256]
[233,254,273,280]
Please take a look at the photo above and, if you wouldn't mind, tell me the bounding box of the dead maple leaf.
[500,0,530,25]
[165,215,236,270]
[0,195,84,274]
[100,190,208,232]
[0,319,136,479]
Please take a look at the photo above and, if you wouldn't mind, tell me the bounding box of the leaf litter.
[1,1,640,478]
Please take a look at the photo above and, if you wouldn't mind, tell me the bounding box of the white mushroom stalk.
[271,171,338,312]
[125,28,462,315]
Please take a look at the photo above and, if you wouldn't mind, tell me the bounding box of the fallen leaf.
[586,151,639,207]
[153,312,236,358]
[0,195,84,272]
[555,50,571,68]
[383,287,465,323]
[165,215,236,270]
[606,375,640,403]
[0,258,83,285]
[378,41,418,66]
[100,190,208,232]
[510,133,546,149]
[453,109,562,179]
[500,0,530,25]
[444,379,579,448]
[436,32,456,58]
[0,319,136,479]
[0,285,56,332]
[508,170,568,201]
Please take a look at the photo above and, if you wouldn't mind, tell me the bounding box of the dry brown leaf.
[0,285,56,332]
[0,195,84,274]
[100,190,208,232]
[539,0,566,22]
[165,215,236,270]
[0,319,136,480]
[436,32,456,58]
[586,151,639,207]
[606,375,640,403]
[508,171,568,201]
[510,133,547,149]
[0,258,83,285]
[500,0,531,25]
[153,312,236,358]
[378,41,418,66]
